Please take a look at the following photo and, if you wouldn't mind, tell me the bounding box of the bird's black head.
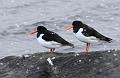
[72,21,83,33]
[31,26,47,38]
[36,26,47,38]
[37,26,47,33]
[72,21,83,27]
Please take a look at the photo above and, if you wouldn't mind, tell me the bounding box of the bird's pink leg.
[86,43,88,52]
[86,43,90,52]
[53,48,55,52]
[50,48,55,52]
[50,49,52,52]
[88,43,90,52]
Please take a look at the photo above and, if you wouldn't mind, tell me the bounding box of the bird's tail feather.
[68,43,74,48]
[103,37,112,43]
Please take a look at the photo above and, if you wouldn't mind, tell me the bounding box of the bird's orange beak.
[64,25,74,32]
[31,30,37,34]
[30,28,38,35]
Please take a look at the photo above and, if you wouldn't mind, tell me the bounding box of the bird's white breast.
[37,34,61,48]
[74,28,99,43]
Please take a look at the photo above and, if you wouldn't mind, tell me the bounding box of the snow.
[47,58,54,66]
[113,54,117,56]
[24,54,29,58]
[108,50,111,53]
[75,53,79,56]
[78,60,82,62]
[0,63,4,65]
[37,67,40,70]
[40,57,42,59]
[88,59,91,62]
[16,63,20,65]
[52,57,55,60]
[26,69,29,74]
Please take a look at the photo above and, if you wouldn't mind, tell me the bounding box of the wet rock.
[0,50,120,78]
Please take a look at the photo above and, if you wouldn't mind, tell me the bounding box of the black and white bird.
[65,21,112,52]
[31,26,74,52]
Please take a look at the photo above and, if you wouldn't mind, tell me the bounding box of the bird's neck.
[37,30,48,38]
[37,32,44,38]
[73,26,82,33]
[37,32,41,38]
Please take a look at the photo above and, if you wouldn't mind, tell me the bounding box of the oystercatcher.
[31,26,74,52]
[65,21,112,52]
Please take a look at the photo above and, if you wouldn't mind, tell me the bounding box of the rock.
[0,50,120,78]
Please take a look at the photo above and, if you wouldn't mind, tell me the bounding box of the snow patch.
[26,69,29,74]
[40,57,42,59]
[52,57,55,60]
[78,60,82,62]
[16,63,20,65]
[75,53,79,56]
[37,67,40,70]
[113,54,117,56]
[89,59,91,62]
[0,63,4,65]
[107,50,111,53]
[47,58,54,66]
[24,55,29,58]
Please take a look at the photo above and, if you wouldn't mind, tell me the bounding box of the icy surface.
[0,0,120,58]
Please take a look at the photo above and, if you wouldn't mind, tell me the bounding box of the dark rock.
[0,50,120,78]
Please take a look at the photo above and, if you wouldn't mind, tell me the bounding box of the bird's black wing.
[82,24,112,42]
[42,31,74,47]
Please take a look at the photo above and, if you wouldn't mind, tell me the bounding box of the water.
[0,0,120,58]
